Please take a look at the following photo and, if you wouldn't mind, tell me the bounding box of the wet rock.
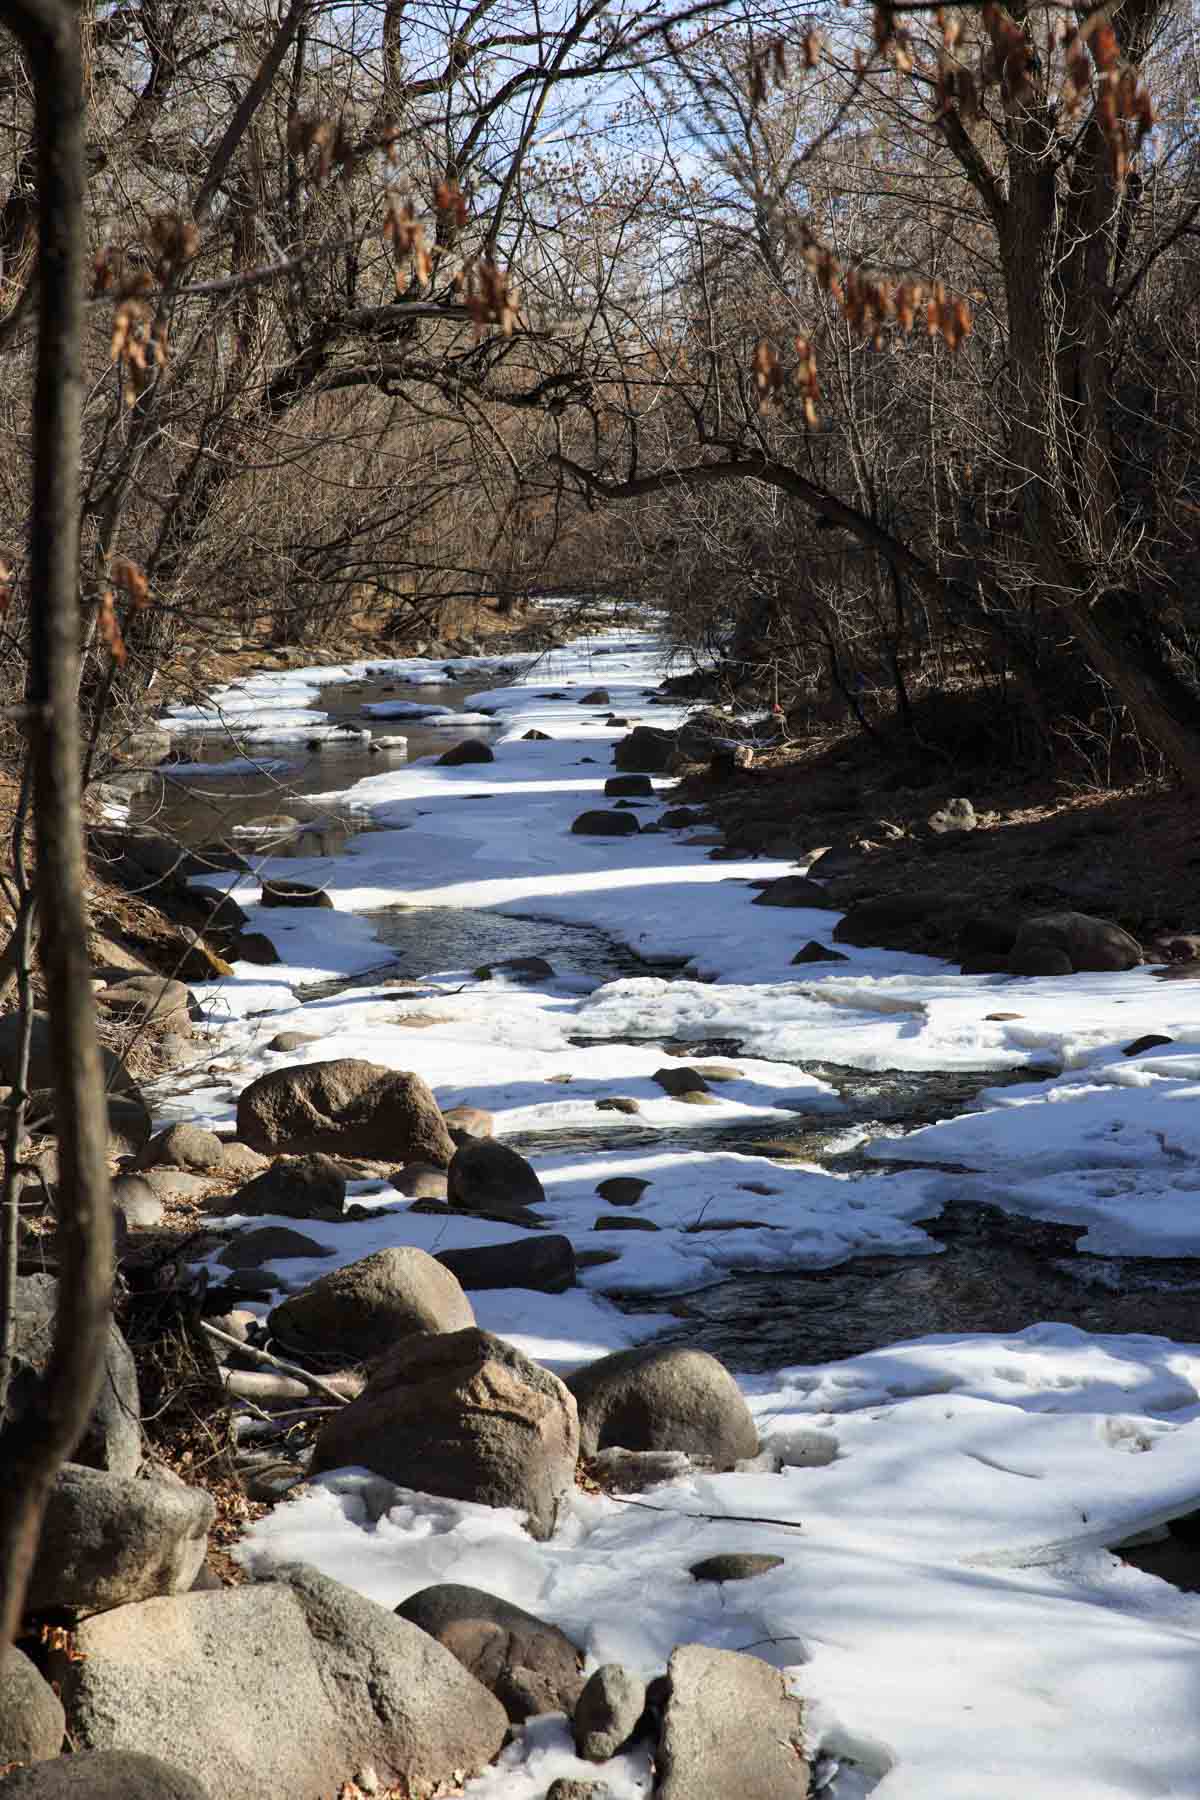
[259,880,334,908]
[236,1059,456,1165]
[792,940,848,965]
[595,1177,648,1206]
[268,1246,474,1360]
[1008,911,1142,976]
[231,930,281,964]
[0,1645,65,1765]
[594,1214,660,1231]
[575,1664,646,1762]
[595,1096,641,1114]
[571,809,639,836]
[139,1122,223,1172]
[217,1226,333,1270]
[313,1329,579,1539]
[522,728,552,741]
[436,1235,575,1294]
[928,796,976,833]
[395,1163,449,1199]
[448,1139,545,1217]
[0,1752,209,1798]
[474,956,555,981]
[605,774,654,797]
[578,689,610,705]
[613,726,676,772]
[1124,1032,1175,1056]
[655,1644,807,1800]
[567,1345,758,1466]
[396,1584,583,1723]
[5,1275,141,1475]
[55,1565,507,1800]
[438,739,495,766]
[232,1152,347,1221]
[690,1553,785,1583]
[27,1463,213,1613]
[653,1066,711,1097]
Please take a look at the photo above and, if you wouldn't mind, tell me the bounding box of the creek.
[146,661,1200,1375]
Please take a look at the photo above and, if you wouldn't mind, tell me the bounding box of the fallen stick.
[201,1320,356,1405]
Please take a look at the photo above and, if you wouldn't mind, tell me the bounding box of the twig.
[200,1320,350,1405]
[603,1494,803,1529]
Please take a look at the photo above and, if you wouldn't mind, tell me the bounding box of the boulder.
[259,880,333,908]
[574,1663,646,1762]
[438,739,495,766]
[928,796,977,833]
[0,1645,65,1765]
[595,1096,640,1114]
[236,1059,456,1165]
[4,1275,140,1475]
[594,1215,660,1231]
[659,806,705,828]
[832,890,951,948]
[27,1463,213,1613]
[522,728,551,741]
[395,1163,449,1199]
[571,810,639,836]
[751,876,832,909]
[653,1066,711,1098]
[0,1013,136,1094]
[546,1783,606,1800]
[0,1753,209,1798]
[217,1226,333,1270]
[231,1152,347,1221]
[230,930,281,965]
[312,1328,579,1539]
[442,1104,494,1141]
[111,1173,166,1229]
[140,1123,223,1172]
[55,1565,507,1800]
[267,1031,318,1053]
[1124,1033,1174,1057]
[474,956,554,982]
[690,1553,785,1582]
[395,1584,584,1723]
[577,689,610,704]
[96,976,193,1034]
[605,774,654,798]
[436,1235,575,1294]
[1008,911,1142,976]
[655,1644,808,1799]
[596,1176,649,1206]
[268,1246,473,1360]
[956,911,1023,960]
[448,1139,545,1216]
[567,1345,758,1466]
[213,1142,270,1180]
[613,726,676,772]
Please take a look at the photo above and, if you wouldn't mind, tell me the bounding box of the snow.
[148,625,1200,1797]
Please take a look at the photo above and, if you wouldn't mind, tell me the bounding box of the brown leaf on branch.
[97,588,127,665]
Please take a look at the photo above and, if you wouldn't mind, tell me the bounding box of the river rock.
[259,879,334,908]
[0,1645,65,1765]
[567,1345,758,1466]
[23,1090,151,1160]
[595,1095,640,1114]
[1124,1033,1174,1056]
[690,1553,785,1583]
[596,1176,649,1205]
[448,1139,545,1216]
[653,1066,710,1097]
[236,1059,456,1165]
[218,1226,333,1270]
[571,810,639,836]
[0,1013,137,1094]
[438,739,495,766]
[267,1031,318,1053]
[659,806,705,827]
[928,796,977,833]
[578,689,610,704]
[832,890,955,948]
[111,1173,165,1229]
[395,1584,584,1723]
[614,726,676,771]
[96,976,193,1033]
[268,1246,473,1360]
[436,1234,575,1293]
[4,1275,141,1475]
[139,1122,223,1172]
[312,1329,578,1539]
[605,774,654,797]
[474,956,554,981]
[230,930,281,964]
[0,1753,209,1798]
[27,1463,213,1613]
[574,1663,646,1762]
[594,1215,660,1231]
[442,1104,494,1141]
[791,940,848,964]
[395,1162,449,1199]
[231,1152,347,1221]
[751,875,832,908]
[522,728,551,740]
[1008,911,1142,975]
[655,1644,808,1799]
[55,1565,507,1800]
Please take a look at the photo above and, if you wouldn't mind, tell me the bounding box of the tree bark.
[0,0,114,1650]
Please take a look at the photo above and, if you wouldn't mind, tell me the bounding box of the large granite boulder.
[313,1329,578,1539]
[268,1246,474,1360]
[448,1139,545,1217]
[4,1275,140,1475]
[55,1565,507,1800]
[27,1464,213,1614]
[0,1646,65,1765]
[235,1059,456,1164]
[655,1644,808,1799]
[1008,910,1142,976]
[567,1345,758,1467]
[0,1753,209,1799]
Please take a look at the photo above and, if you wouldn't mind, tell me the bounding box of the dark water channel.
[148,664,1200,1388]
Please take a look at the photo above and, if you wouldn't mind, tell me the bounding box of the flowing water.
[146,663,1200,1381]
